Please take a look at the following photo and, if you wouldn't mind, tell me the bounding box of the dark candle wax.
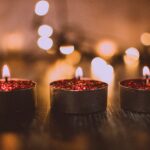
[50,79,107,91]
[121,79,150,90]
[0,79,35,92]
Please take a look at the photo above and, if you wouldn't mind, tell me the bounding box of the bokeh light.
[1,32,24,52]
[65,51,81,65]
[125,47,140,58]
[37,37,53,50]
[141,32,150,46]
[35,0,49,16]
[91,57,114,84]
[124,47,140,65]
[91,57,107,67]
[38,24,53,37]
[60,45,75,55]
[96,40,118,59]
[123,47,140,77]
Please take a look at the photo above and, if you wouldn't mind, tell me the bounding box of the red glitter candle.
[50,67,108,114]
[0,65,36,125]
[120,66,150,113]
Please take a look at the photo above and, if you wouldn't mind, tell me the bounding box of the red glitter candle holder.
[120,79,150,113]
[0,79,36,125]
[50,79,108,114]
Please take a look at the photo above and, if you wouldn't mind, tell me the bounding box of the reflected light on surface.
[143,66,150,77]
[141,32,150,46]
[35,0,49,16]
[75,67,83,78]
[96,40,118,59]
[60,45,74,55]
[38,24,53,37]
[2,64,10,78]
[65,51,81,65]
[123,47,140,65]
[2,32,24,51]
[91,57,114,84]
[37,37,53,50]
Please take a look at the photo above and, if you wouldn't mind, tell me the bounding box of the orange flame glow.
[75,67,83,79]
[143,66,150,77]
[2,65,10,78]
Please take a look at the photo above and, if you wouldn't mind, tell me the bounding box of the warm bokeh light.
[91,57,107,69]
[96,40,118,59]
[2,64,10,78]
[1,133,22,150]
[143,66,150,77]
[1,32,24,51]
[125,47,140,58]
[37,37,53,50]
[34,0,49,16]
[75,67,83,78]
[38,24,53,37]
[65,51,81,65]
[141,32,150,46]
[60,45,75,55]
[123,47,140,65]
[91,57,114,84]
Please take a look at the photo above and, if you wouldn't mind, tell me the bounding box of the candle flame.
[75,67,83,79]
[2,65,10,78]
[143,66,150,77]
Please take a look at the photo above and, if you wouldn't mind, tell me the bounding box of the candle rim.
[120,78,150,91]
[50,78,108,92]
[0,78,36,92]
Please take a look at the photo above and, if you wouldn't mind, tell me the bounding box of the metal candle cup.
[50,79,108,114]
[0,79,36,123]
[120,79,150,113]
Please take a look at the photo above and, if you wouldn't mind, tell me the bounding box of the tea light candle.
[120,66,150,113]
[0,64,36,123]
[50,67,108,114]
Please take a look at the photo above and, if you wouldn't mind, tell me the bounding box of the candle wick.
[5,76,8,82]
[146,75,149,85]
[76,76,81,80]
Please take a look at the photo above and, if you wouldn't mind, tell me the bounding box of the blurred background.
[0,0,150,122]
[0,0,150,53]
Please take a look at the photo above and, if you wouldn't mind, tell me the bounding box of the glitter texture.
[0,79,35,92]
[121,79,150,90]
[50,79,107,91]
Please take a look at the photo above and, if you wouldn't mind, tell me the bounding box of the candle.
[0,64,36,125]
[50,67,108,114]
[120,66,150,113]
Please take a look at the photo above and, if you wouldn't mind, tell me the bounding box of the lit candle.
[50,67,108,114]
[120,66,150,113]
[0,64,36,125]
[2,65,10,82]
[143,66,150,85]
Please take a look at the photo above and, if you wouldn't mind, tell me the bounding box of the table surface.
[0,55,150,150]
